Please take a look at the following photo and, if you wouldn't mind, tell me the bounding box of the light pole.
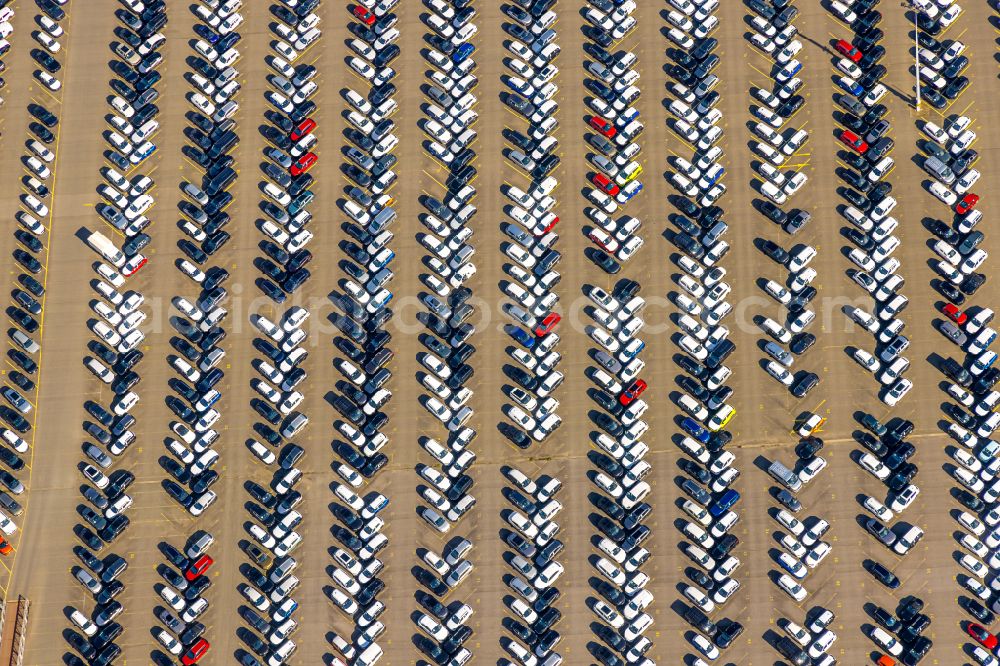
[910,1,922,111]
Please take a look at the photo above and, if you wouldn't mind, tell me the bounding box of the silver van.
[768,460,802,491]
[703,221,728,246]
[369,207,396,233]
[186,531,214,559]
[924,156,955,185]
[366,268,393,293]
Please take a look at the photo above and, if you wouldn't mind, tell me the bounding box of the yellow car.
[707,405,735,432]
[616,161,643,186]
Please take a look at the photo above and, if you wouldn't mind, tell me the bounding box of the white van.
[354,644,383,666]
[344,201,370,225]
[678,394,709,421]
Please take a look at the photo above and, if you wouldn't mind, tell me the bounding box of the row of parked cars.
[748,6,842,663]
[580,2,655,665]
[499,467,566,666]
[328,0,396,507]
[742,1,821,403]
[0,2,43,567]
[828,2,931,663]
[155,0,242,662]
[152,533,215,664]
[582,0,643,273]
[853,419,932,663]
[326,1,401,663]
[410,0,480,664]
[495,0,567,454]
[240,1,324,664]
[825,4,916,409]
[69,0,157,663]
[911,3,1000,662]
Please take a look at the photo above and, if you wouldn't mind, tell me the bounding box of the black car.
[679,458,711,485]
[791,372,819,398]
[776,637,808,665]
[887,463,917,492]
[759,200,788,225]
[7,306,38,334]
[839,166,870,191]
[67,630,96,660]
[865,558,900,588]
[842,187,870,211]
[687,567,715,592]
[858,64,886,90]
[871,605,900,631]
[591,645,621,666]
[899,613,931,643]
[113,25,141,47]
[13,250,41,274]
[927,219,959,243]
[776,489,801,512]
[593,579,624,607]
[29,103,58,128]
[760,239,789,263]
[790,332,816,354]
[715,620,744,649]
[966,599,995,624]
[960,272,987,296]
[8,350,36,375]
[952,148,978,176]
[795,437,824,460]
[902,637,933,665]
[0,407,28,434]
[709,534,738,561]
[74,524,103,551]
[955,489,985,512]
[777,94,804,117]
[357,576,387,604]
[586,248,620,274]
[921,85,947,109]
[31,49,60,73]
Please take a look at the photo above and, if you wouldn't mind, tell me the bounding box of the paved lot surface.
[0,0,996,664]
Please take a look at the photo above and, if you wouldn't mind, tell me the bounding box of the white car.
[871,627,903,657]
[959,511,986,537]
[691,634,719,660]
[960,553,988,578]
[883,378,912,406]
[777,574,807,601]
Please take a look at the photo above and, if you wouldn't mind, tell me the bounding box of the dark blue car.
[452,43,475,64]
[680,417,709,443]
[708,489,740,517]
[506,325,535,349]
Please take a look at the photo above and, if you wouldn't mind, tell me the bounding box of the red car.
[181,638,210,665]
[620,379,647,406]
[352,6,376,25]
[943,303,967,325]
[957,193,979,215]
[534,313,560,337]
[839,129,868,153]
[185,554,213,581]
[535,214,558,235]
[122,255,147,276]
[291,152,317,177]
[290,117,316,142]
[834,39,862,62]
[967,623,998,650]
[591,172,620,196]
[589,116,617,138]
